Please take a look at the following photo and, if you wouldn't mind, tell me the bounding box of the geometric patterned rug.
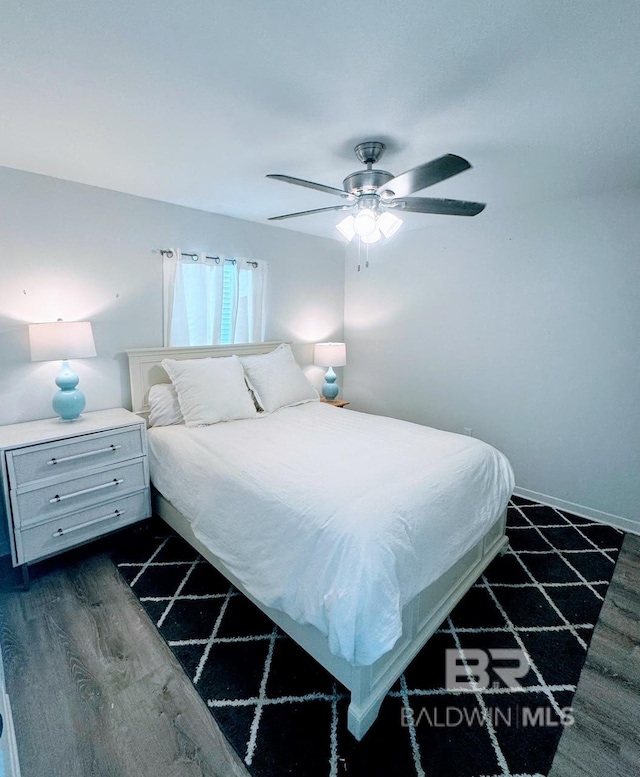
[113,496,625,777]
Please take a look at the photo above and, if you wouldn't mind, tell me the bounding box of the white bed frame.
[127,343,509,740]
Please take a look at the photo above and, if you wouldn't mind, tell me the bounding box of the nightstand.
[0,408,151,586]
[320,398,350,408]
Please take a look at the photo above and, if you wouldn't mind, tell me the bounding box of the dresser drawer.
[11,459,148,528]
[17,489,150,564]
[6,425,146,487]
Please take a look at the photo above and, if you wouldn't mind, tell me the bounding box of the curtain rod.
[155,248,258,268]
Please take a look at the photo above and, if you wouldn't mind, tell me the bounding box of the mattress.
[147,402,514,665]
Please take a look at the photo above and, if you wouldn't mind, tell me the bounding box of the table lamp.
[314,342,347,400]
[28,321,97,421]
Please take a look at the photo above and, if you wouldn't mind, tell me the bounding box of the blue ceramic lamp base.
[322,366,340,400]
[52,360,86,421]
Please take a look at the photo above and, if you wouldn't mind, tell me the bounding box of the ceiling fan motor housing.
[342,168,394,196]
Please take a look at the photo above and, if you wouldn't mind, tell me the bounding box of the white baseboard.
[513,486,639,537]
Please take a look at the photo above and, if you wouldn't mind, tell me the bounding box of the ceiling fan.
[266,141,486,243]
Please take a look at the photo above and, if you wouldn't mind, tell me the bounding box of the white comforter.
[148,402,514,665]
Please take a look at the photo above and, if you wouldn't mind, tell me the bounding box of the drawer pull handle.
[47,444,122,466]
[49,478,124,504]
[53,508,126,537]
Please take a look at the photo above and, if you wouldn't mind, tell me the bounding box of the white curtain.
[163,250,266,346]
[235,258,267,344]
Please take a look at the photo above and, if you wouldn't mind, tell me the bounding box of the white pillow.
[147,383,184,427]
[162,355,257,427]
[240,344,319,413]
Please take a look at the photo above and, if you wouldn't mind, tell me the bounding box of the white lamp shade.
[314,342,347,368]
[361,227,382,244]
[378,211,402,238]
[336,215,356,241]
[353,209,377,237]
[29,321,97,362]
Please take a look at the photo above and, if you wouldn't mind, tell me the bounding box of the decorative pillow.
[161,355,257,426]
[147,383,184,427]
[240,344,319,413]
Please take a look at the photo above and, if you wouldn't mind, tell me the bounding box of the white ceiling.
[1,1,638,240]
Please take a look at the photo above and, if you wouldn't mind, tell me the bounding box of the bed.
[127,342,514,739]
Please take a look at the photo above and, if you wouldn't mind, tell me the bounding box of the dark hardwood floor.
[550,532,640,777]
[1,529,638,777]
[0,536,250,777]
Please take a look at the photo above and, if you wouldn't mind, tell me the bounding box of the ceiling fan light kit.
[336,209,403,244]
[267,141,486,245]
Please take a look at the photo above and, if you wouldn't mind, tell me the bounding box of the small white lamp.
[314,342,347,400]
[29,321,97,421]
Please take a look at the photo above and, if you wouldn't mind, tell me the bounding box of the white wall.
[0,166,344,425]
[0,166,344,555]
[344,190,640,531]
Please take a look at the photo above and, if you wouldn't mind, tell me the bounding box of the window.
[163,251,266,347]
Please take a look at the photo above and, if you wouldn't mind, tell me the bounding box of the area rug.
[114,497,624,777]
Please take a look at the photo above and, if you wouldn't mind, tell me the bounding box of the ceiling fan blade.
[378,154,472,198]
[266,174,352,198]
[390,197,486,216]
[268,205,352,221]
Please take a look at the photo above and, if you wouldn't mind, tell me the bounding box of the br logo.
[446,649,531,689]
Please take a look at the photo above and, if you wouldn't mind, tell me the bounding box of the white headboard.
[126,342,282,415]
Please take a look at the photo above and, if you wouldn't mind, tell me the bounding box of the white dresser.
[0,408,151,583]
